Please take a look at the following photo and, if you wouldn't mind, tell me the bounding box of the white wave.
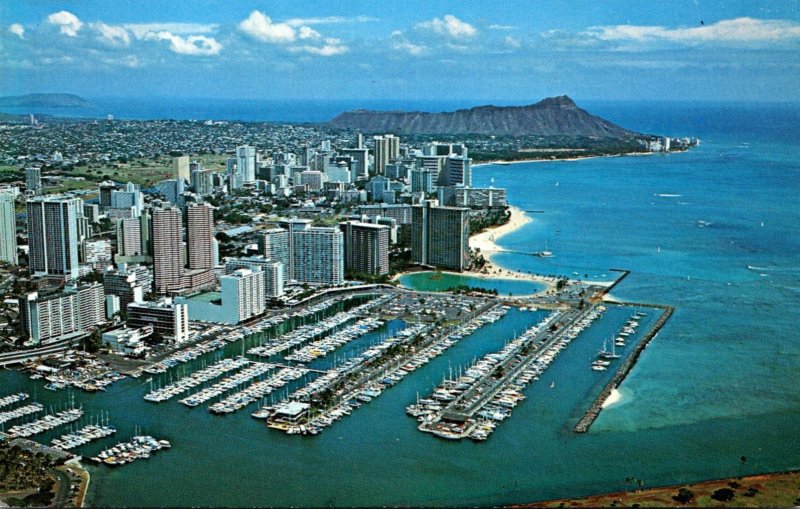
[655,193,682,197]
[602,388,623,408]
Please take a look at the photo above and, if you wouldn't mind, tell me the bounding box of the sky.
[1,0,799,102]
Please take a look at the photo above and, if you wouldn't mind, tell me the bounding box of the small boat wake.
[655,193,682,198]
[746,265,786,272]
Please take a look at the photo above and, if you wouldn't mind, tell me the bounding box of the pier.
[263,301,507,434]
[416,304,606,440]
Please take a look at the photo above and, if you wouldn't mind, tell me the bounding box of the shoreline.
[472,151,657,168]
[466,206,558,294]
[391,204,559,295]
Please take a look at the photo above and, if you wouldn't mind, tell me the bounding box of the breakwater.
[573,302,674,433]
[599,269,631,297]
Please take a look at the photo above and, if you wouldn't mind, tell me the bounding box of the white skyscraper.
[225,256,285,300]
[221,269,266,322]
[261,228,290,282]
[0,187,17,264]
[292,225,344,286]
[237,145,257,183]
[24,283,105,344]
[263,262,284,298]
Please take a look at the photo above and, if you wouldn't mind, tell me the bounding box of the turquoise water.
[398,271,545,295]
[476,135,800,432]
[1,103,799,506]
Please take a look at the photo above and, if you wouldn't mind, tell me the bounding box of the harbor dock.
[414,304,606,440]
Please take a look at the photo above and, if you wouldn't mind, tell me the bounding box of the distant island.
[330,95,637,138]
[0,93,92,108]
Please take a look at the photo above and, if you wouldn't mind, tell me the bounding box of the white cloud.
[124,23,218,38]
[291,44,349,56]
[9,23,25,39]
[94,22,130,46]
[238,10,347,55]
[285,15,378,27]
[587,17,800,44]
[145,31,222,56]
[392,39,427,56]
[47,10,83,37]
[99,54,143,68]
[298,26,321,40]
[239,11,296,43]
[416,14,477,39]
[122,55,141,68]
[505,36,521,48]
[489,24,516,31]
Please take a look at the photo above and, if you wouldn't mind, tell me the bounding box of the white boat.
[537,241,554,257]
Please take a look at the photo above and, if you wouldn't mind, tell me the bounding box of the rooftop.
[274,401,310,417]
[186,291,222,304]
[224,225,254,237]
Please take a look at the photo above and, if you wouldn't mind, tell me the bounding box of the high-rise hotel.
[0,187,17,264]
[187,203,214,270]
[27,196,83,280]
[411,200,471,271]
[340,221,390,276]
[151,207,184,294]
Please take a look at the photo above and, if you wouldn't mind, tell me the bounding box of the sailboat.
[598,338,620,360]
[537,240,554,258]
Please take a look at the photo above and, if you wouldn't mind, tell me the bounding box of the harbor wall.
[573,303,674,433]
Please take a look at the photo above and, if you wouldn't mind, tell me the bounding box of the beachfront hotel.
[411,200,471,271]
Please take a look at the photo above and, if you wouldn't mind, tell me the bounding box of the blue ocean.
[1,100,798,506]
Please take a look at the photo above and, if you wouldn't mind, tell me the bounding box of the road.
[0,337,82,367]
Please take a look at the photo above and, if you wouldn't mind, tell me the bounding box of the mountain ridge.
[330,95,639,138]
[0,93,92,108]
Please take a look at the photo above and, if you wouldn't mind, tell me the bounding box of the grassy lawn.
[2,154,229,193]
[65,154,227,188]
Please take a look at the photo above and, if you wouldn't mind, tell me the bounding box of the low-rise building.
[103,326,152,356]
[127,297,190,343]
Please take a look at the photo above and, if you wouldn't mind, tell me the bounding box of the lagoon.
[398,271,546,296]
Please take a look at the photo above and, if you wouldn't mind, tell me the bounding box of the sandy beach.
[466,206,558,293]
[391,204,558,294]
[471,151,656,169]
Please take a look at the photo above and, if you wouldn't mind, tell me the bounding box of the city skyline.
[1,1,799,102]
